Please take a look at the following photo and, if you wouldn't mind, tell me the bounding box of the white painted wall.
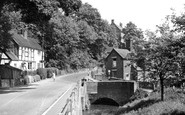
[9,46,44,71]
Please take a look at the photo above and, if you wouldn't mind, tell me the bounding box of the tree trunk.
[159,72,164,101]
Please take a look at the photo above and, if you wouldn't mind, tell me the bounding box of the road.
[0,71,88,115]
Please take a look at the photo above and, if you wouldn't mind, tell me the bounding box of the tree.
[0,12,12,51]
[58,0,82,16]
[0,4,20,51]
[138,20,181,101]
[123,22,144,52]
[76,3,118,62]
[76,3,101,32]
[77,20,97,50]
[44,14,79,69]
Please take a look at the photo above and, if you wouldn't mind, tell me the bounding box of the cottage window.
[22,47,25,60]
[38,50,41,55]
[19,47,22,60]
[31,49,34,61]
[25,48,28,61]
[32,62,36,69]
[28,62,32,69]
[29,48,31,61]
[42,51,44,61]
[112,58,117,67]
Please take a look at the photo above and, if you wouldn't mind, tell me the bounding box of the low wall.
[87,81,137,106]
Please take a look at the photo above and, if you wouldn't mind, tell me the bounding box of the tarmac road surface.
[0,71,88,115]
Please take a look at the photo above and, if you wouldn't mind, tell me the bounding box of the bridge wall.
[88,81,137,105]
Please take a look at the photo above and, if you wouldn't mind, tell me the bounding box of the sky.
[81,0,185,31]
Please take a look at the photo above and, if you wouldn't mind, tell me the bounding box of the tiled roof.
[114,48,130,59]
[105,48,131,60]
[106,47,114,53]
[5,51,19,61]
[10,31,43,50]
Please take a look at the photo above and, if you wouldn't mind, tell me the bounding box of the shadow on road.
[0,89,23,94]
[0,84,38,94]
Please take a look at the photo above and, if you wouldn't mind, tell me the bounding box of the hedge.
[24,75,41,84]
[37,67,65,79]
[37,68,48,79]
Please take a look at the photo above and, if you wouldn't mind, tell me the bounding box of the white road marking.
[41,85,74,115]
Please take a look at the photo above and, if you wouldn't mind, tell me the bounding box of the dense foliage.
[0,0,118,70]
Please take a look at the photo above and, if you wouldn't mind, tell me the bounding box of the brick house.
[0,30,44,71]
[104,19,136,80]
[105,48,132,80]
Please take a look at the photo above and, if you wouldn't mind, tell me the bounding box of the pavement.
[0,71,88,115]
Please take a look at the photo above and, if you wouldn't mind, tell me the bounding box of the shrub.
[47,68,53,78]
[46,67,59,78]
[24,75,34,84]
[129,88,150,103]
[60,70,66,75]
[24,75,41,84]
[37,68,47,79]
[138,81,154,90]
[37,67,66,79]
[26,70,37,76]
[33,75,41,82]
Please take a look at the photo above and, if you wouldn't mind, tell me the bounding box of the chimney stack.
[120,23,123,27]
[111,19,114,24]
[23,30,27,39]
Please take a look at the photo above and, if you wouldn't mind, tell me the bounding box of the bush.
[26,70,37,76]
[24,75,34,84]
[47,68,53,78]
[33,75,41,82]
[37,68,47,79]
[24,75,41,84]
[129,89,149,102]
[46,67,59,78]
[138,81,155,90]
[37,67,60,79]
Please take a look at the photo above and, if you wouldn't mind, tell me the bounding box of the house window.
[32,62,36,69]
[28,62,32,69]
[38,50,41,55]
[31,49,34,61]
[22,47,25,60]
[29,48,31,61]
[112,58,117,67]
[25,48,28,61]
[38,63,41,68]
[42,51,44,61]
[19,47,22,60]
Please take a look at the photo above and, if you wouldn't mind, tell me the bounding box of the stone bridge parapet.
[87,80,137,106]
